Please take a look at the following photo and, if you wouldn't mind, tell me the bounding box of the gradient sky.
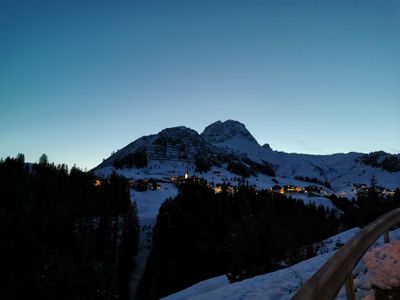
[1,0,399,169]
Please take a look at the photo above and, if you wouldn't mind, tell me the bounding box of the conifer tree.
[39,153,48,165]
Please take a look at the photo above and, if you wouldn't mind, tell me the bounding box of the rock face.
[97,126,216,168]
[147,126,205,162]
[201,120,258,145]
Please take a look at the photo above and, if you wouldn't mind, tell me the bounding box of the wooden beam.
[292,207,400,300]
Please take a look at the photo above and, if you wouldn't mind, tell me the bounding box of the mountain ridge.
[95,120,400,192]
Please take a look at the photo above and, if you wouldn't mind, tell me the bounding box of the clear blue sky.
[1,0,399,169]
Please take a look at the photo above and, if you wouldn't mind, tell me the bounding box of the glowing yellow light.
[214,186,222,193]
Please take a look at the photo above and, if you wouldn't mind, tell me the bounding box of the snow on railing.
[291,207,400,300]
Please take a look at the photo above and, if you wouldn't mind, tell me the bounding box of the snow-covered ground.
[131,183,179,226]
[290,193,340,212]
[129,224,152,299]
[163,228,400,300]
[353,229,400,299]
[129,183,179,299]
[361,241,400,290]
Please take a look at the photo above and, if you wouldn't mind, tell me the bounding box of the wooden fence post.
[345,275,356,300]
[383,231,390,243]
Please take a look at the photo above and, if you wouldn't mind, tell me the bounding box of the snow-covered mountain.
[95,119,400,193]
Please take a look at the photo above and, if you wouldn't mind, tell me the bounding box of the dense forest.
[0,154,139,300]
[138,181,341,299]
[361,151,400,172]
[328,177,400,229]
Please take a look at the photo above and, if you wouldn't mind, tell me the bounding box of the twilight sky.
[1,0,399,169]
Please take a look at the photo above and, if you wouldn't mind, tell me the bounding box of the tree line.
[329,182,400,228]
[138,181,340,299]
[0,154,139,300]
[362,151,400,172]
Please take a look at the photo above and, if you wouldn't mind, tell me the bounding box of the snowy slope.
[162,228,360,300]
[163,227,400,300]
[131,183,179,226]
[290,193,340,212]
[200,121,399,191]
[129,182,179,300]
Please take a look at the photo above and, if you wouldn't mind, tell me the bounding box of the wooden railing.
[291,207,400,300]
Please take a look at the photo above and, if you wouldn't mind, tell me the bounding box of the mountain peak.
[263,143,273,151]
[201,120,258,145]
[154,126,204,151]
[158,126,199,138]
